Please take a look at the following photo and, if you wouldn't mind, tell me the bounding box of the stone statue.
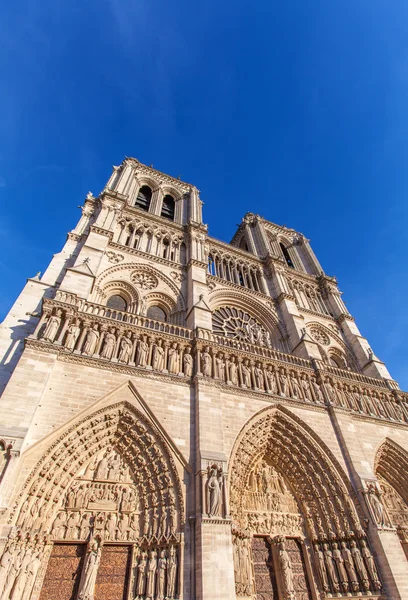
[265,365,277,394]
[156,549,167,600]
[323,543,340,592]
[77,536,102,600]
[279,369,289,396]
[311,379,324,402]
[95,453,110,480]
[100,328,116,360]
[366,483,387,527]
[290,374,301,398]
[201,347,212,376]
[278,540,295,598]
[208,465,223,517]
[227,356,239,385]
[215,352,225,380]
[42,309,62,342]
[22,550,41,600]
[82,324,100,356]
[254,363,264,390]
[145,550,157,599]
[314,543,329,592]
[152,340,165,371]
[168,342,179,374]
[65,320,81,350]
[332,542,348,592]
[166,546,177,599]
[0,543,15,593]
[241,359,252,388]
[10,548,33,600]
[350,540,369,590]
[136,335,149,367]
[118,331,132,363]
[360,540,381,590]
[183,347,193,377]
[300,373,310,401]
[135,552,147,599]
[340,541,359,592]
[1,547,24,600]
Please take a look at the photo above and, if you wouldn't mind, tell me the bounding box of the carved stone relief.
[212,306,274,348]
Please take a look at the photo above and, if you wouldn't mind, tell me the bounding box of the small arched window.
[146,306,167,322]
[280,243,294,268]
[106,295,128,312]
[161,195,175,220]
[135,186,152,211]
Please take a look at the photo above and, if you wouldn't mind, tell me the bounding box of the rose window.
[212,306,272,347]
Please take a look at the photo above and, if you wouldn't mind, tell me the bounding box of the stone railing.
[28,298,408,427]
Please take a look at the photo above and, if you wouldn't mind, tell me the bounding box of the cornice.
[297,306,335,321]
[67,232,83,242]
[207,275,272,303]
[276,292,297,304]
[125,158,192,191]
[90,225,114,239]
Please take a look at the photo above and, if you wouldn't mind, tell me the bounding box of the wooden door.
[251,537,279,600]
[94,545,132,600]
[39,543,85,600]
[284,538,313,600]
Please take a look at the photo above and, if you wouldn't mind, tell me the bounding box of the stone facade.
[0,157,407,600]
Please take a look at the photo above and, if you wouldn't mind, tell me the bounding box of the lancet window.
[135,185,152,211]
[287,277,329,315]
[161,194,175,221]
[208,252,264,292]
[280,242,294,268]
[114,218,185,264]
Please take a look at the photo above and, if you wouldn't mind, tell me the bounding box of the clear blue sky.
[1,1,408,387]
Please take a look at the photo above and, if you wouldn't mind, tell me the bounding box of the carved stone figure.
[145,550,157,599]
[82,324,100,356]
[95,453,110,480]
[118,331,132,363]
[208,464,223,517]
[1,547,24,600]
[65,320,80,350]
[314,543,329,592]
[0,543,15,593]
[254,362,264,390]
[183,347,193,377]
[156,549,167,600]
[42,309,62,342]
[22,550,41,600]
[332,542,348,592]
[241,359,252,388]
[300,373,310,401]
[136,335,149,367]
[168,342,179,374]
[10,548,33,600]
[135,552,147,598]
[290,373,301,398]
[202,347,212,376]
[323,543,340,592]
[77,536,102,600]
[152,340,165,371]
[265,365,277,394]
[215,352,225,381]
[279,369,289,396]
[100,328,116,359]
[166,546,177,599]
[278,540,295,598]
[360,540,381,590]
[227,356,239,385]
[350,541,369,590]
[311,378,324,402]
[366,483,388,527]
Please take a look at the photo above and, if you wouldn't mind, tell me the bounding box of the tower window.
[106,294,128,312]
[161,195,175,221]
[135,186,152,211]
[280,243,294,268]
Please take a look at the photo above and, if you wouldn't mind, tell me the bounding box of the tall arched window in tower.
[135,185,152,211]
[161,195,175,221]
[280,243,294,268]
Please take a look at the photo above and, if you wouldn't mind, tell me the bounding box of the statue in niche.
[100,327,116,359]
[332,542,349,592]
[152,339,165,371]
[277,539,295,599]
[80,513,93,539]
[135,552,147,599]
[0,543,16,594]
[77,536,102,600]
[21,550,41,600]
[95,452,110,480]
[156,549,167,600]
[145,550,157,600]
[227,356,238,385]
[300,373,310,400]
[360,540,381,590]
[341,541,359,592]
[65,319,81,350]
[311,378,324,402]
[207,464,224,517]
[254,362,264,390]
[279,369,289,396]
[82,324,100,355]
[241,359,252,388]
[323,543,340,592]
[167,342,179,374]
[136,335,149,367]
[265,365,277,394]
[1,546,24,600]
[183,347,193,377]
[105,513,117,541]
[118,331,133,363]
[201,346,212,376]
[290,373,301,398]
[365,483,388,527]
[52,512,67,538]
[215,352,226,380]
[350,541,370,590]
[10,547,33,600]
[66,512,81,539]
[167,546,177,599]
[313,543,329,592]
[42,309,62,342]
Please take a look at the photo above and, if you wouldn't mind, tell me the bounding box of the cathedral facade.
[0,158,407,600]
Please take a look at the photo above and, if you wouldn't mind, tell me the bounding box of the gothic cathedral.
[0,158,407,600]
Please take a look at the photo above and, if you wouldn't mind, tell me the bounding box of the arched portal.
[2,402,184,600]
[229,406,382,598]
[376,438,408,559]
